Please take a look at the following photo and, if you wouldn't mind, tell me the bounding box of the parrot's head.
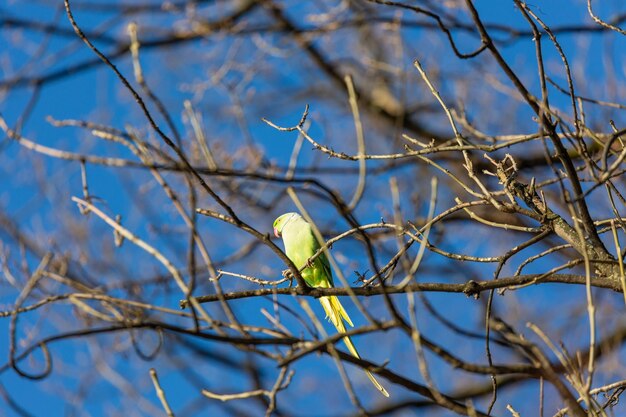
[273,212,300,238]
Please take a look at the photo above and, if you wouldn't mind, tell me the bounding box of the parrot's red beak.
[274,227,280,238]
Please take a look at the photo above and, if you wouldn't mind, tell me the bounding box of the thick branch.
[181,273,620,307]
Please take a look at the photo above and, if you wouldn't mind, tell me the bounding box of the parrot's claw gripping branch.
[282,269,294,287]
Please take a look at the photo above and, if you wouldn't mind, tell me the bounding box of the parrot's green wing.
[310,233,335,288]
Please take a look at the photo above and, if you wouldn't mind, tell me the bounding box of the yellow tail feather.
[319,296,390,397]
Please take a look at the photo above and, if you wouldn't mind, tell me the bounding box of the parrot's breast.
[282,220,329,288]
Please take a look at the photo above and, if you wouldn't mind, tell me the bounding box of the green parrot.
[273,212,389,397]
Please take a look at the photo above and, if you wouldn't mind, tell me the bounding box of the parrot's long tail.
[319,296,390,397]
